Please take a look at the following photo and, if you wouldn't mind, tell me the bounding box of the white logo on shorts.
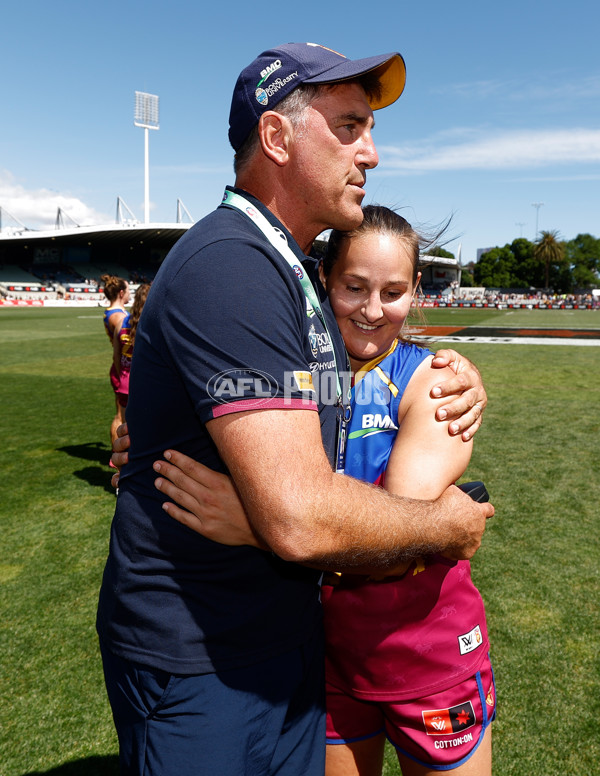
[458,624,483,655]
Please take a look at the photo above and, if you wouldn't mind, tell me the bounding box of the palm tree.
[534,230,564,290]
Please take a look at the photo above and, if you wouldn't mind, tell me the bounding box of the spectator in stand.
[101,274,130,448]
[112,283,151,416]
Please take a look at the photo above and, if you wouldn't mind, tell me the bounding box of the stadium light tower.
[134,91,160,224]
[531,202,544,239]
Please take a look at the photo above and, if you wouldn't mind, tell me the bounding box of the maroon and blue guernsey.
[322,339,491,701]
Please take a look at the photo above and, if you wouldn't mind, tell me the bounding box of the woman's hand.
[429,349,487,441]
[154,449,268,550]
[110,422,130,488]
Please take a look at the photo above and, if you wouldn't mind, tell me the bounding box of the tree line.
[442,231,600,292]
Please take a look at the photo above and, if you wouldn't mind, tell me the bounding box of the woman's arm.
[153,450,264,549]
[387,355,473,501]
[364,355,474,579]
[112,324,122,377]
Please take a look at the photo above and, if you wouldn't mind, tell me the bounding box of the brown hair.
[323,205,424,284]
[128,283,151,350]
[101,274,128,303]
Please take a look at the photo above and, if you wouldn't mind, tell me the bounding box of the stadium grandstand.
[2,208,594,310]
[1,206,462,307]
[0,200,193,306]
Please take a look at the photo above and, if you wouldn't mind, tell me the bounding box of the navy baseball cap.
[229,42,406,151]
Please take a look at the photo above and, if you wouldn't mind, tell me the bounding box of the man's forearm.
[208,410,491,572]
[246,470,487,572]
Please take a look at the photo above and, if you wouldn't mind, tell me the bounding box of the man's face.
[288,83,379,236]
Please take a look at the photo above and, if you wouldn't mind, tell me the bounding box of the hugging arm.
[154,359,480,565]
[154,449,266,549]
[203,408,489,569]
[430,348,487,440]
[154,403,492,572]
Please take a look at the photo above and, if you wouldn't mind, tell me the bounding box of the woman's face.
[321,230,420,371]
[121,283,131,305]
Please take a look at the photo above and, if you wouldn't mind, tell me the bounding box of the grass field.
[1,307,599,776]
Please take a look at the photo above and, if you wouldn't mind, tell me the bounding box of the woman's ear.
[258,112,291,166]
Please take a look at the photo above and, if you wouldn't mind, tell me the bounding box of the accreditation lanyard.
[221,189,350,472]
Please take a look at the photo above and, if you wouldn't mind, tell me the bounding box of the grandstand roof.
[0,222,192,251]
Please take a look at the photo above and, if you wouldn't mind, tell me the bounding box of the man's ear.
[258,112,291,166]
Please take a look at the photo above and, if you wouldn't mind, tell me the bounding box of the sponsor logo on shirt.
[308,324,333,357]
[348,413,398,439]
[309,359,337,373]
[423,701,476,736]
[458,624,483,655]
[292,371,315,392]
[308,323,319,357]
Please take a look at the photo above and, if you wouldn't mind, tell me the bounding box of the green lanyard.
[222,189,345,400]
[221,189,351,471]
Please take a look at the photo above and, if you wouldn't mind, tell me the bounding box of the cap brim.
[303,52,406,110]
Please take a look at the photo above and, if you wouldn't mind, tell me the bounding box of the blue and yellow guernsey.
[324,337,491,703]
[345,339,432,485]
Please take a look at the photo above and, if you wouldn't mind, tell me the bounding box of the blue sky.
[2,0,599,262]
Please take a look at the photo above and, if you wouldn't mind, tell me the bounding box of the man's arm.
[111,346,487,479]
[205,407,493,572]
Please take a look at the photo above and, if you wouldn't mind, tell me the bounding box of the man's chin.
[333,204,365,232]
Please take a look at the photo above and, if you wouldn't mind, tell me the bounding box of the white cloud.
[436,79,511,99]
[379,129,600,172]
[440,74,600,103]
[0,170,109,229]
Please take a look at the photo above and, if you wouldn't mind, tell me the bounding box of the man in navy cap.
[97,43,492,776]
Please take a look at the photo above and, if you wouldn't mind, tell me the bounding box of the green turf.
[1,307,599,776]
[418,306,600,328]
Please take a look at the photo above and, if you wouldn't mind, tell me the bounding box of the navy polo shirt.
[97,188,348,674]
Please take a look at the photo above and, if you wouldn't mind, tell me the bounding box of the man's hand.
[435,484,494,560]
[430,349,487,441]
[110,422,130,489]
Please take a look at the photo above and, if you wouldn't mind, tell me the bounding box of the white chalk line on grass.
[412,336,600,347]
